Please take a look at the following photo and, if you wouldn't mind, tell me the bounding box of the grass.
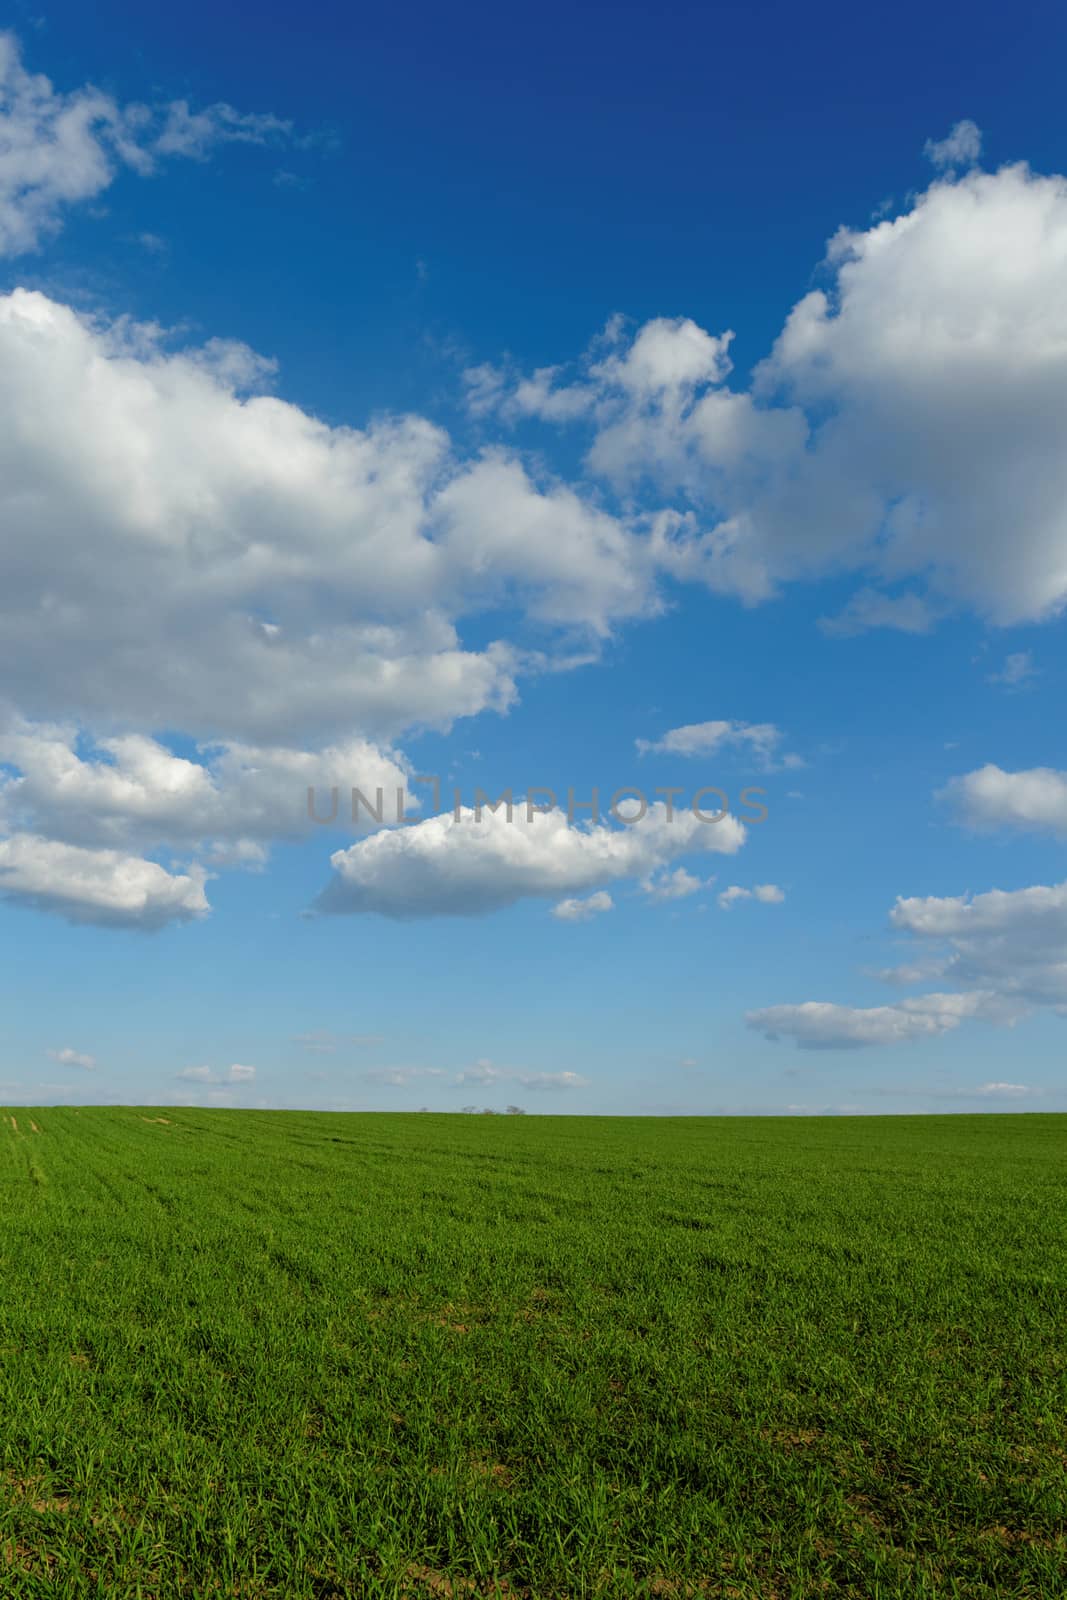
[0,1108,1064,1598]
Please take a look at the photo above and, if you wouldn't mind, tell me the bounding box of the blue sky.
[2,1,1067,1114]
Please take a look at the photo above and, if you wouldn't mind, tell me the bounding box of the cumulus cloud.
[0,287,681,776]
[0,284,676,929]
[0,718,411,855]
[889,880,1067,1008]
[752,874,1067,1050]
[941,764,1067,837]
[0,719,419,925]
[433,452,654,635]
[47,1047,96,1070]
[468,316,733,428]
[641,866,707,901]
[482,156,1067,629]
[0,32,292,256]
[316,800,745,918]
[0,290,540,746]
[0,833,208,928]
[552,889,614,921]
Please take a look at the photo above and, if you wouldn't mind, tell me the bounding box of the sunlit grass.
[1,1109,1064,1597]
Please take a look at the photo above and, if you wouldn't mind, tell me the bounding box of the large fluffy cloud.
[317,800,745,918]
[0,283,665,929]
[0,833,208,928]
[941,764,1067,837]
[477,154,1067,628]
[890,881,1067,1008]
[0,717,417,926]
[0,289,660,746]
[0,718,410,853]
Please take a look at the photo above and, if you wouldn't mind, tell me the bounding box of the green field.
[1,1109,1064,1598]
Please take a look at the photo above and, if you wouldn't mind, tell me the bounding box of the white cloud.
[434,452,653,635]
[0,718,411,855]
[890,880,1067,1008]
[0,719,418,925]
[942,764,1067,837]
[176,1063,255,1084]
[975,1081,1033,1098]
[747,991,994,1049]
[0,32,292,256]
[470,316,734,431]
[635,719,798,767]
[0,286,681,830]
[641,866,707,901]
[0,290,534,746]
[591,316,734,404]
[753,875,1067,1050]
[719,882,784,909]
[317,800,745,918]
[0,833,208,928]
[47,1046,95,1070]
[718,886,750,910]
[552,889,614,922]
[924,120,982,172]
[0,285,680,930]
[483,156,1067,629]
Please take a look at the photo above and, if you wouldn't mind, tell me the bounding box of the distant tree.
[481,1107,498,1115]
[460,1104,478,1114]
[505,1104,527,1115]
